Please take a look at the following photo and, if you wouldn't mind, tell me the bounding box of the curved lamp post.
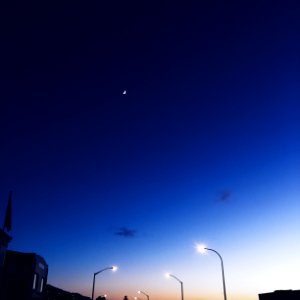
[197,245,227,300]
[138,290,150,300]
[165,273,184,300]
[92,266,117,300]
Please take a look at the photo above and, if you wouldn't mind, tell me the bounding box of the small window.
[40,278,44,292]
[32,273,37,290]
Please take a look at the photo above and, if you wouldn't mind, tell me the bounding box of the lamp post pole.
[204,248,227,300]
[138,290,150,300]
[166,274,184,300]
[92,266,117,300]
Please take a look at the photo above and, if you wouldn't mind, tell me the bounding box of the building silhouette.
[0,228,12,299]
[1,193,49,300]
[0,193,13,300]
[259,290,300,300]
[2,250,48,300]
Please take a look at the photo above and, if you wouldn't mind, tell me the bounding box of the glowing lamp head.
[134,297,138,300]
[137,291,141,294]
[165,273,171,278]
[112,266,118,271]
[196,244,207,254]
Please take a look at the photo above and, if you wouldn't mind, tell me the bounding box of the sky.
[0,1,300,300]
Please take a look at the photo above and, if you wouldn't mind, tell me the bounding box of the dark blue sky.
[1,2,300,300]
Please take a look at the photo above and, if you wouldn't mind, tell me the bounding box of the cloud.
[218,190,232,202]
[115,227,137,238]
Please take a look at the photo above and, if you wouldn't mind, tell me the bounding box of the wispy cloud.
[218,190,232,202]
[115,227,137,238]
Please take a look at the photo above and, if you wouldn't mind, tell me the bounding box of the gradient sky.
[1,2,300,300]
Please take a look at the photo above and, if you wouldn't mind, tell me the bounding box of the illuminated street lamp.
[134,297,142,300]
[92,266,118,300]
[138,290,150,300]
[196,245,227,300]
[165,273,184,300]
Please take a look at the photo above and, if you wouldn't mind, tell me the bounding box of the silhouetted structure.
[2,250,48,300]
[0,229,12,299]
[0,193,13,300]
[45,284,91,300]
[0,228,12,272]
[259,290,300,300]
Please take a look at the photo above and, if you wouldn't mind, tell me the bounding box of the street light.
[92,266,118,300]
[196,244,227,300]
[138,290,150,300]
[165,273,184,300]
